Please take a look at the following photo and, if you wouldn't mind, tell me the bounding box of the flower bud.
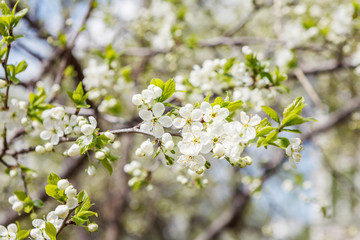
[12,201,24,212]
[104,132,115,141]
[68,144,80,157]
[30,228,42,238]
[95,151,105,160]
[73,126,81,135]
[81,124,95,135]
[87,223,98,232]
[35,145,45,154]
[140,140,154,156]
[243,156,253,165]
[51,107,65,120]
[132,94,143,105]
[9,169,17,177]
[164,141,174,151]
[57,179,70,190]
[213,144,225,157]
[135,148,144,157]
[8,195,18,205]
[0,79,6,88]
[44,143,53,152]
[7,223,17,233]
[87,165,96,176]
[123,164,133,173]
[133,169,142,177]
[65,186,77,198]
[66,197,78,209]
[54,205,69,218]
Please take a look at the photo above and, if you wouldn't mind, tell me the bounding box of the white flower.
[81,116,97,135]
[177,155,206,172]
[239,112,261,141]
[136,139,154,157]
[0,79,6,88]
[286,138,303,169]
[57,179,70,190]
[51,107,65,120]
[87,223,98,232]
[68,144,81,156]
[200,102,229,123]
[95,151,105,160]
[55,205,69,218]
[139,102,172,138]
[65,186,77,198]
[173,104,202,132]
[0,223,17,239]
[35,145,45,154]
[178,125,210,156]
[132,84,163,106]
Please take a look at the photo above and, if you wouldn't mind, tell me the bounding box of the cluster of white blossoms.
[29,179,86,239]
[124,161,152,190]
[0,223,18,240]
[174,48,281,113]
[37,107,77,147]
[0,98,28,130]
[8,195,24,213]
[286,138,303,169]
[132,81,264,175]
[66,116,98,157]
[175,103,261,172]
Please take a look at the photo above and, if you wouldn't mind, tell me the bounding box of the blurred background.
[1,0,360,239]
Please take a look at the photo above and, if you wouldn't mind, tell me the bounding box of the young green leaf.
[159,79,175,102]
[262,105,280,124]
[45,222,57,240]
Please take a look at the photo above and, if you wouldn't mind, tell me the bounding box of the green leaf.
[265,130,278,143]
[77,210,98,218]
[76,190,93,214]
[270,137,290,149]
[223,58,236,73]
[0,1,11,15]
[159,79,175,101]
[203,92,211,102]
[15,60,27,74]
[282,115,316,128]
[150,78,164,89]
[13,191,27,201]
[101,159,113,175]
[45,222,57,240]
[282,128,302,134]
[16,229,30,240]
[283,96,305,119]
[71,216,86,226]
[47,172,61,185]
[225,100,243,112]
[262,106,280,124]
[256,126,276,137]
[14,8,28,23]
[33,199,44,208]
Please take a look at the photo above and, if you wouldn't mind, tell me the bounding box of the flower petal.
[139,109,153,121]
[152,102,165,117]
[240,111,249,124]
[152,123,164,138]
[173,118,186,128]
[191,109,202,121]
[249,114,261,126]
[159,116,172,128]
